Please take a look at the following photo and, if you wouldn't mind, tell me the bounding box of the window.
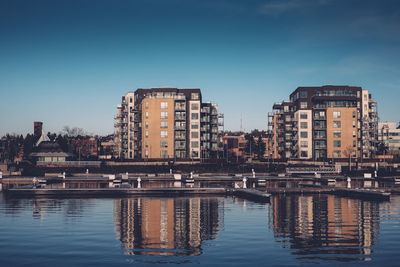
[160,102,168,109]
[191,132,199,138]
[145,121,149,129]
[160,140,168,148]
[300,113,308,119]
[191,141,199,148]
[192,150,199,157]
[333,150,341,158]
[353,130,356,137]
[145,111,149,118]
[145,150,149,157]
[145,131,149,137]
[353,140,356,147]
[145,141,149,148]
[333,111,341,118]
[300,122,308,129]
[161,131,168,138]
[130,97,132,103]
[300,141,308,148]
[352,111,356,118]
[314,131,326,139]
[333,140,341,148]
[333,131,341,138]
[191,93,199,100]
[314,111,326,119]
[300,132,308,138]
[301,151,308,157]
[300,102,307,109]
[160,121,168,128]
[191,113,199,120]
[145,102,149,108]
[353,121,356,127]
[191,103,199,110]
[284,106,289,112]
[333,121,341,128]
[160,150,168,158]
[300,91,308,98]
[160,111,168,119]
[191,123,199,129]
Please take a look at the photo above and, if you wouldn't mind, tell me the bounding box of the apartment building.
[268,85,378,161]
[378,122,400,155]
[114,88,223,160]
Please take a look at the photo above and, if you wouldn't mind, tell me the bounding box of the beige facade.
[142,98,175,159]
[115,88,223,160]
[295,110,312,159]
[272,114,280,159]
[326,107,358,158]
[189,100,201,158]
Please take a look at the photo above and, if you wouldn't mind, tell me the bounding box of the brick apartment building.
[268,85,378,161]
[114,88,224,160]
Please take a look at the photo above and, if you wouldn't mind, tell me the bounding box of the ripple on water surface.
[1,194,400,266]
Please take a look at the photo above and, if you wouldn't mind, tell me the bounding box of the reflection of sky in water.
[1,194,400,266]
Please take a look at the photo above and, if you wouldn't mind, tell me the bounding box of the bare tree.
[62,126,86,137]
[343,145,356,171]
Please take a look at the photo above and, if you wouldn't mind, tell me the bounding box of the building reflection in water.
[271,195,380,262]
[114,197,223,256]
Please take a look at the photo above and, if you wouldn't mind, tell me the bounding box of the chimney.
[34,122,43,137]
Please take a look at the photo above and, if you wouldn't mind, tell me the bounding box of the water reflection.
[271,195,380,263]
[114,197,223,257]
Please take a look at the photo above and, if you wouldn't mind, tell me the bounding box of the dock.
[334,188,391,200]
[231,189,271,202]
[5,187,228,197]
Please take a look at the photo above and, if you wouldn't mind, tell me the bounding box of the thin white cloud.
[259,0,330,15]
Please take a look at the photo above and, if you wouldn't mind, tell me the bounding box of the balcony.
[130,125,139,131]
[175,114,186,120]
[201,108,210,113]
[175,125,186,130]
[175,135,186,140]
[175,104,186,111]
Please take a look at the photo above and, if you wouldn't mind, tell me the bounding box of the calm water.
[1,193,400,266]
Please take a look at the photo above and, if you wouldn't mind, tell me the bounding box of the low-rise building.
[378,122,400,155]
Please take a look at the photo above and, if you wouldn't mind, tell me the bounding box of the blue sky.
[1,0,400,136]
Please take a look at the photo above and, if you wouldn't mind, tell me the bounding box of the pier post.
[243,177,247,189]
[0,171,2,179]
[62,172,66,179]
[347,177,351,189]
[137,177,142,188]
[252,169,255,178]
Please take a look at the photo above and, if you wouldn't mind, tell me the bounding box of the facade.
[223,135,246,159]
[71,138,98,159]
[268,85,378,161]
[114,88,223,160]
[378,122,400,155]
[223,135,271,159]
